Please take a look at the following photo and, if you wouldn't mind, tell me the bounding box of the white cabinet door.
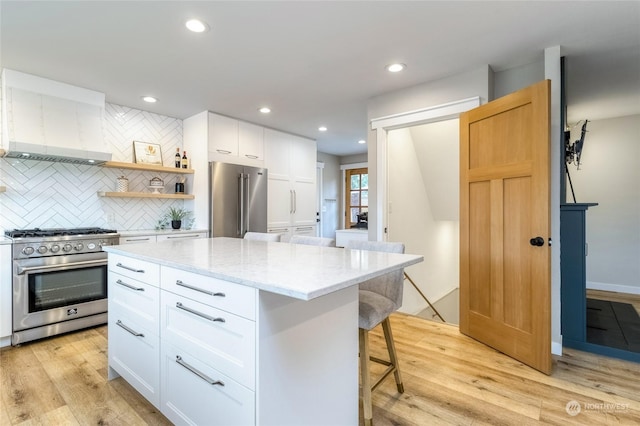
[161,343,255,426]
[208,113,239,156]
[264,129,317,230]
[0,244,12,345]
[108,271,161,407]
[239,121,264,161]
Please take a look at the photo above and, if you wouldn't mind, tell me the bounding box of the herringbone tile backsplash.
[0,102,188,232]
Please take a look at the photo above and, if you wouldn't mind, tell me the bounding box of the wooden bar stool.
[346,240,405,426]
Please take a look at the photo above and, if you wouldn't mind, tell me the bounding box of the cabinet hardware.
[176,302,226,323]
[216,149,232,154]
[116,279,144,291]
[116,320,144,337]
[176,280,225,297]
[116,262,145,273]
[125,237,151,242]
[245,154,258,159]
[175,355,225,386]
[165,235,199,239]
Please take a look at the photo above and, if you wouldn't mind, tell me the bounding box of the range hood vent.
[1,69,112,165]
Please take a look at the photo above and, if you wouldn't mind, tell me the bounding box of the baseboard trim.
[552,340,563,356]
[586,281,640,295]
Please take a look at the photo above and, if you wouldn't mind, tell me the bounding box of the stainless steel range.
[5,227,119,345]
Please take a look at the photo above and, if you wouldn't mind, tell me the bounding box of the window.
[345,168,368,228]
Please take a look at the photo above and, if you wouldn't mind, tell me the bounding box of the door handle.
[529,237,545,247]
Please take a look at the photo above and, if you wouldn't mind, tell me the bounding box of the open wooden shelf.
[0,186,6,193]
[98,191,195,200]
[102,161,194,174]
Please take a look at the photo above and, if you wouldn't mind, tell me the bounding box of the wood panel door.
[459,80,552,374]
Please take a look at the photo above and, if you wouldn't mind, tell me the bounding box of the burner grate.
[5,227,118,238]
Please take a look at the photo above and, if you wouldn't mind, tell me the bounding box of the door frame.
[370,97,481,241]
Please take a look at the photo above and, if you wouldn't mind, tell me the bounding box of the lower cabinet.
[161,343,255,426]
[108,261,256,425]
[0,243,12,347]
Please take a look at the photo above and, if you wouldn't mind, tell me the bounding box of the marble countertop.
[0,236,12,246]
[104,237,423,300]
[336,229,368,233]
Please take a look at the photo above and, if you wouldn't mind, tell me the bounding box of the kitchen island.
[104,237,422,426]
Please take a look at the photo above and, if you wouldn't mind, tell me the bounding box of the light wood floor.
[2,314,639,426]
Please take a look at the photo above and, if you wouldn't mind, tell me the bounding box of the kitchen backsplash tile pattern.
[0,101,185,232]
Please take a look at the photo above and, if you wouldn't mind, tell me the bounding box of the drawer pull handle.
[176,302,225,323]
[176,280,225,297]
[176,355,224,386]
[216,149,232,155]
[116,262,145,273]
[244,154,258,159]
[116,279,144,291]
[165,235,199,240]
[116,320,144,337]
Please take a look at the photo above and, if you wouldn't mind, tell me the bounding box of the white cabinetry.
[0,243,12,347]
[264,128,317,239]
[119,231,207,245]
[208,113,264,165]
[119,235,157,245]
[107,254,161,407]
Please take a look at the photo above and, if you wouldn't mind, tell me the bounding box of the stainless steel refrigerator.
[209,161,268,238]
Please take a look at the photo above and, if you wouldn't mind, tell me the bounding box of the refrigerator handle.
[238,173,244,236]
[245,173,250,232]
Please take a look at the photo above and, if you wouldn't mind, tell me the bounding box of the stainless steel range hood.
[1,69,112,165]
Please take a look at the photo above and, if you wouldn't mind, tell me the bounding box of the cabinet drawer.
[161,266,256,320]
[108,310,160,408]
[161,343,254,426]
[109,271,159,332]
[156,232,207,242]
[119,235,157,244]
[108,253,159,285]
[161,291,255,389]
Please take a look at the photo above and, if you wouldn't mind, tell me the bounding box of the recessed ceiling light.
[142,96,157,103]
[185,19,209,33]
[386,63,406,73]
[259,107,271,114]
[358,139,366,144]
[318,126,328,132]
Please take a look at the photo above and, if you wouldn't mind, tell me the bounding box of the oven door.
[13,252,108,332]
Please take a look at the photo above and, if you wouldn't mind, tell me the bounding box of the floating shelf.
[98,191,195,200]
[0,186,6,193]
[102,161,194,174]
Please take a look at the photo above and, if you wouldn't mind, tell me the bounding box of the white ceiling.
[1,1,638,156]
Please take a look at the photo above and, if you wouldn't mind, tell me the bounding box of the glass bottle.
[175,148,181,168]
[181,151,188,169]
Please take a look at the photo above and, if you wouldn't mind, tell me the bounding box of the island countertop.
[104,237,423,300]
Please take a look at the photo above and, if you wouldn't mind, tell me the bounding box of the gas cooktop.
[5,227,118,239]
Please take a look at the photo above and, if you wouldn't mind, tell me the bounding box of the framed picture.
[133,141,163,165]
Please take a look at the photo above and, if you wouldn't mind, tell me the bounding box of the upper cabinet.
[208,113,264,165]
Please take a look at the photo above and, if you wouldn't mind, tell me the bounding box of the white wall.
[568,115,640,294]
[387,125,459,316]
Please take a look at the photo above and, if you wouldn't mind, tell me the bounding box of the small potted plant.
[166,206,191,230]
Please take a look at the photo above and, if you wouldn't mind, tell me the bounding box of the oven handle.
[17,259,107,275]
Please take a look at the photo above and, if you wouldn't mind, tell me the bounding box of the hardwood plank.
[2,315,639,426]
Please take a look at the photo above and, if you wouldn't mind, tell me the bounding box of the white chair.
[243,232,281,242]
[345,240,405,426]
[289,235,336,247]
